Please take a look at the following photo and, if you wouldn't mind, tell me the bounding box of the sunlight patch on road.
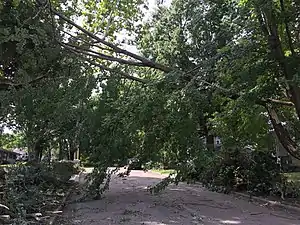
[220,220,241,224]
[142,222,168,225]
[136,185,148,189]
[69,174,80,182]
[169,188,186,192]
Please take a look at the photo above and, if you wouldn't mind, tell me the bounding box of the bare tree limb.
[65,48,148,83]
[58,28,112,51]
[266,104,300,160]
[60,42,146,67]
[265,98,294,106]
[183,67,295,108]
[87,59,148,83]
[50,8,172,72]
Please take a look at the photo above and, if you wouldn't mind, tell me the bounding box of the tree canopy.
[1,0,300,177]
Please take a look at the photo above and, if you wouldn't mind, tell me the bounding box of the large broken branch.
[265,98,294,106]
[50,8,172,73]
[266,104,300,160]
[58,28,111,51]
[255,4,300,121]
[60,42,146,67]
[66,48,148,83]
[184,68,294,108]
[87,60,148,83]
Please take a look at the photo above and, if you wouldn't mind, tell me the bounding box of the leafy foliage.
[1,0,300,204]
[0,133,25,149]
[83,166,118,200]
[197,149,282,194]
[1,162,79,223]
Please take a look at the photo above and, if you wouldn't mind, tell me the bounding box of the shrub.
[283,181,300,198]
[190,148,285,195]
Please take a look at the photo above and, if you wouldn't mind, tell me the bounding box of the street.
[59,170,300,225]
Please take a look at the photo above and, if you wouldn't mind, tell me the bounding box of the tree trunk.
[261,8,300,120]
[255,6,300,159]
[69,151,74,160]
[206,135,214,151]
[33,139,44,162]
[58,139,64,160]
[266,104,300,160]
[69,139,76,160]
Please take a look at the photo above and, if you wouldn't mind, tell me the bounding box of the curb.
[48,186,74,225]
[233,192,300,213]
[184,183,300,214]
[48,173,82,225]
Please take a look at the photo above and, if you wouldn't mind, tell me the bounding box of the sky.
[73,0,172,54]
[119,0,160,53]
[3,127,12,134]
[124,0,172,53]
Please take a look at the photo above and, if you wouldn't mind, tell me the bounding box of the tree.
[0,0,97,160]
[137,0,300,160]
[2,0,300,176]
[0,132,26,149]
[210,0,300,159]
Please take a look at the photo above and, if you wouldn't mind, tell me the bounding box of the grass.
[0,162,27,168]
[151,169,176,175]
[282,172,300,205]
[284,172,300,185]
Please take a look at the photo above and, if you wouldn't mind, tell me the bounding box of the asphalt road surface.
[59,169,300,225]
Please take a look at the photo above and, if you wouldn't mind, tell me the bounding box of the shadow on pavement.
[59,172,300,225]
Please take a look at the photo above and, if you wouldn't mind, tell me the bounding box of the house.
[13,148,28,161]
[0,148,20,164]
[272,131,300,170]
[202,136,222,150]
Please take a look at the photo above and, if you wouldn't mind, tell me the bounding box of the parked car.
[0,148,20,164]
[128,158,143,170]
[16,152,28,162]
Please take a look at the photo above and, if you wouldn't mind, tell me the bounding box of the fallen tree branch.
[66,48,148,83]
[58,28,111,51]
[0,215,10,224]
[0,204,9,211]
[50,8,172,72]
[60,42,146,67]
[265,103,300,160]
[86,59,148,84]
[265,98,294,106]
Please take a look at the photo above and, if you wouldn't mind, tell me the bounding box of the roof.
[0,148,20,155]
[12,148,26,155]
